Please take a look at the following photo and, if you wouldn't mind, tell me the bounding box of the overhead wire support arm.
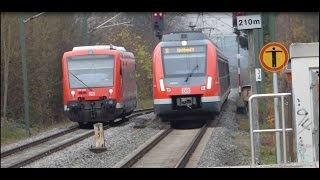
[98,21,132,29]
[89,13,122,33]
[23,12,45,23]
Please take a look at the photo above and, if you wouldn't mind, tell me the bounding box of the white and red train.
[62,45,137,127]
[152,31,230,121]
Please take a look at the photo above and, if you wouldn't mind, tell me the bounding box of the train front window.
[162,46,206,78]
[67,55,114,88]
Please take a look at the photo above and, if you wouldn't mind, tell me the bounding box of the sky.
[183,12,235,36]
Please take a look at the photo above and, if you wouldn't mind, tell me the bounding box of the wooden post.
[89,123,107,153]
[94,123,105,148]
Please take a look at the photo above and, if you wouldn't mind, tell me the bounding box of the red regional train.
[62,45,137,127]
[153,31,230,122]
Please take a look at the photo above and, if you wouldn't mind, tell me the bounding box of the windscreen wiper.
[185,64,199,83]
[69,72,93,91]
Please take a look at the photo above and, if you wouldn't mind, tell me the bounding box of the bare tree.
[1,13,11,125]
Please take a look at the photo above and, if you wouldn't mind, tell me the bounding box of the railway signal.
[152,12,164,40]
[232,12,244,35]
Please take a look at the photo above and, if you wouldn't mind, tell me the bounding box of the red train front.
[62,45,137,127]
[153,31,230,120]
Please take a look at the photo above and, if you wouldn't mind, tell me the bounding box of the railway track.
[114,120,209,168]
[1,108,153,168]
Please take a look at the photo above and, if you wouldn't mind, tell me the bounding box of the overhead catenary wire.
[210,15,248,39]
[195,13,200,26]
[224,12,232,17]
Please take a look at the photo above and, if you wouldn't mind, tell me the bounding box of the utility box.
[236,85,251,114]
[290,42,319,163]
[241,85,252,103]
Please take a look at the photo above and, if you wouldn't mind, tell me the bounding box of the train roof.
[162,31,207,42]
[72,45,126,52]
[162,31,222,49]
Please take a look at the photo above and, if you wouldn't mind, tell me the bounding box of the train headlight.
[207,76,212,90]
[201,86,206,91]
[71,90,75,97]
[181,40,187,46]
[109,89,113,95]
[166,88,171,92]
[159,79,165,92]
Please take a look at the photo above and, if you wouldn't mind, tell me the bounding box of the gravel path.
[23,113,168,168]
[197,88,251,167]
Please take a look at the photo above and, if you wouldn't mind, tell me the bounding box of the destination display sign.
[162,46,206,54]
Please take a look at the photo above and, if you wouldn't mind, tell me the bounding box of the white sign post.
[255,68,262,81]
[237,14,262,30]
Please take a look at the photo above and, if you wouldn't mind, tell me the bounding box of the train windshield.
[162,46,206,78]
[67,55,114,88]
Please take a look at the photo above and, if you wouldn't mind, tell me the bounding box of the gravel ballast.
[3,88,250,168]
[197,88,251,167]
[23,113,168,168]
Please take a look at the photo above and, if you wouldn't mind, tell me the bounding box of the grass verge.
[236,113,277,165]
[1,118,73,146]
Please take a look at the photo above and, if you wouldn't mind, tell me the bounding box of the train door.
[120,59,130,113]
[121,60,126,107]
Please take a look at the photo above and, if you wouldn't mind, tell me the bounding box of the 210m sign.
[237,14,262,30]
